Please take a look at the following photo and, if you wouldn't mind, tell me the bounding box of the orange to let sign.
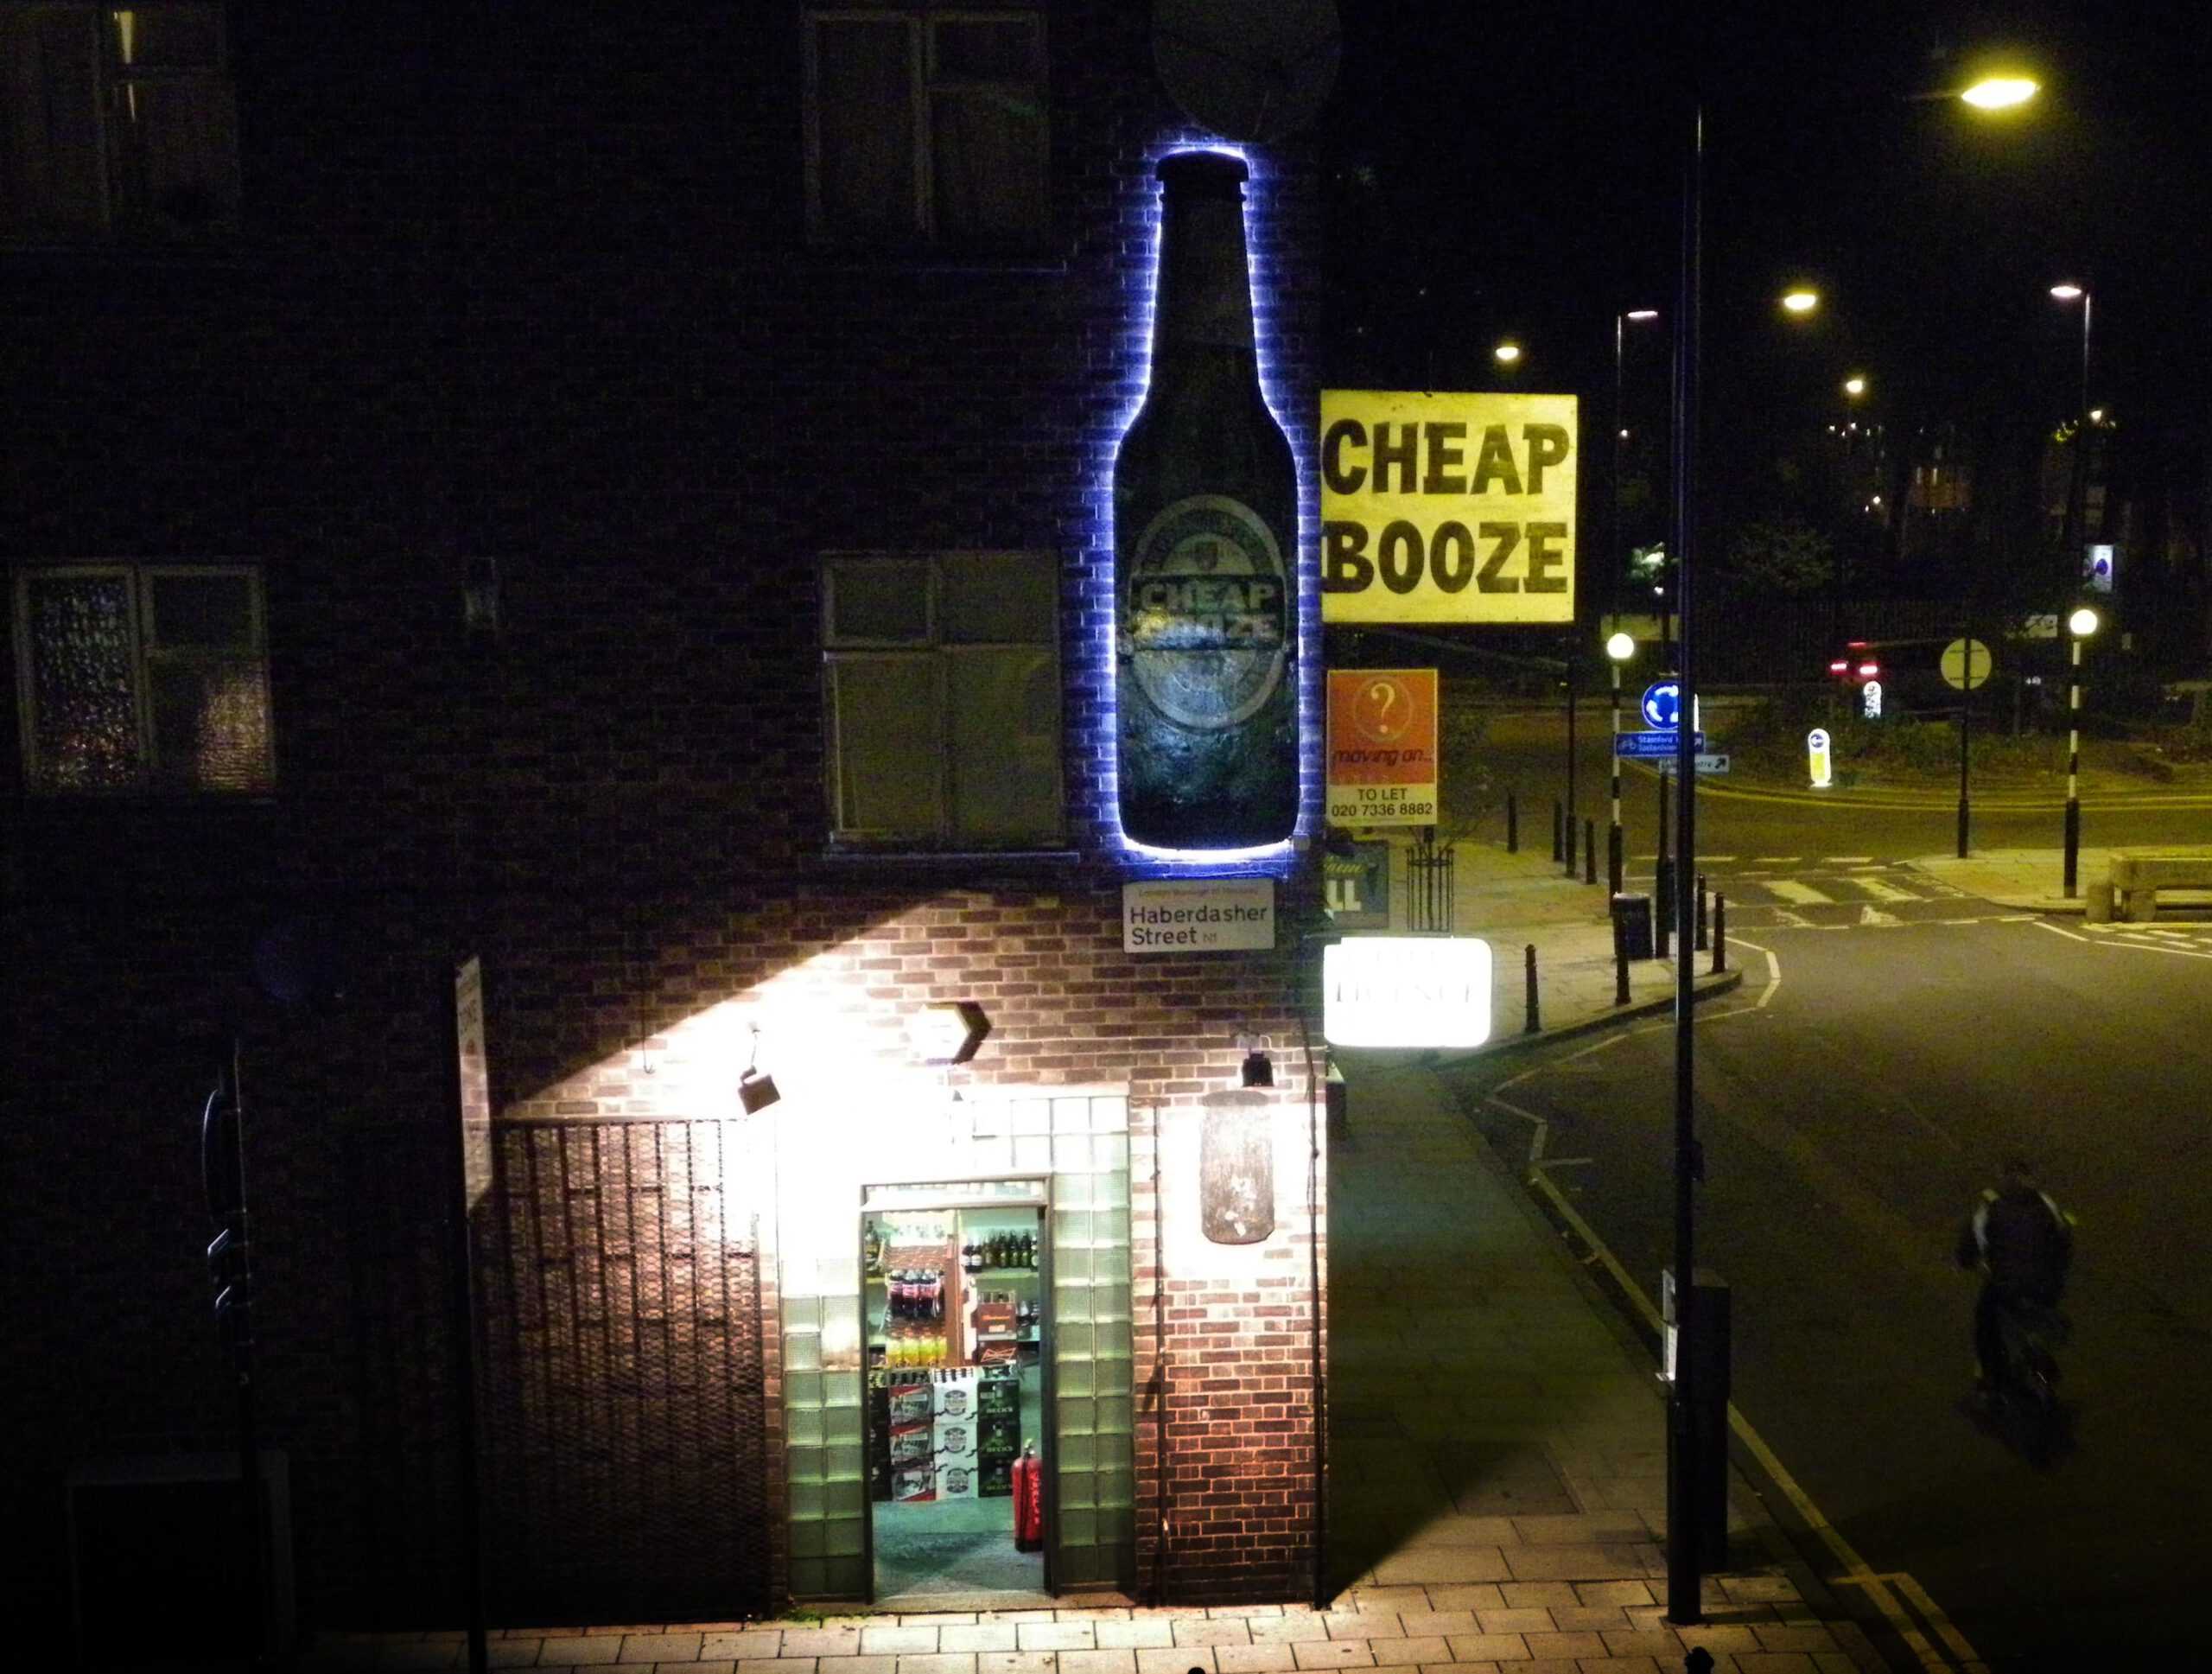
[1326,669,1439,826]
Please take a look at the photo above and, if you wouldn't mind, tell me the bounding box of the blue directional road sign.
[1616,729,1705,760]
[1640,681,1681,729]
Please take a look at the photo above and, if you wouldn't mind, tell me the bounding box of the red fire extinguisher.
[1012,1443,1044,1550]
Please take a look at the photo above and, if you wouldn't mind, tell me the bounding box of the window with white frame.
[13,563,273,792]
[0,3,239,239]
[823,551,1063,847]
[804,7,1046,250]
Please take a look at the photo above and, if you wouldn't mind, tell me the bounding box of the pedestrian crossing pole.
[2063,608,2098,897]
[1606,630,1633,896]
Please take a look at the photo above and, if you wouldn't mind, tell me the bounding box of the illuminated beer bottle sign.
[1115,152,1300,850]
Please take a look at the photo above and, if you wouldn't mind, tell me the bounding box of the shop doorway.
[861,1177,1050,1604]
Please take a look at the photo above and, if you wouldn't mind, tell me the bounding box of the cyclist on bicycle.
[1955,1158,2073,1400]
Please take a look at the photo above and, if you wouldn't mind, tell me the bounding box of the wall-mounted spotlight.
[738,1024,781,1114]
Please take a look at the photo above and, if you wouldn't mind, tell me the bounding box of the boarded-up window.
[0,3,239,239]
[823,551,1062,847]
[804,9,1046,250]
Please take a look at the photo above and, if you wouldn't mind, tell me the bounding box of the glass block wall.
[775,1089,1134,1601]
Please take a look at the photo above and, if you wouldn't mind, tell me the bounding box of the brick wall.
[4,0,1329,1635]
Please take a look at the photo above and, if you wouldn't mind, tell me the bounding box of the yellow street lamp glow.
[2050,283,2085,301]
[1843,375,1867,397]
[2068,607,2100,638]
[1605,631,1635,662]
[2088,407,2105,423]
[1625,309,1659,321]
[1781,289,1820,315]
[1961,75,2038,110]
[1493,341,1522,364]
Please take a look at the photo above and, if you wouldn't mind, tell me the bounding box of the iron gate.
[476,1116,772,1624]
[1406,834,1455,932]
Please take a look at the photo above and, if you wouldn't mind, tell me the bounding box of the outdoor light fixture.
[1961,75,2039,110]
[1843,375,1867,396]
[2069,607,2100,639]
[1239,1034,1275,1087]
[737,1025,781,1114]
[1780,289,1820,315]
[1606,632,1635,662]
[2050,283,2084,301]
[1493,341,1522,364]
[908,1000,993,1066]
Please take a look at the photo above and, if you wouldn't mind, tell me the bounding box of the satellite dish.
[1154,0,1341,144]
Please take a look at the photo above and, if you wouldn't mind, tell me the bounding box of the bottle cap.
[1156,151,1249,194]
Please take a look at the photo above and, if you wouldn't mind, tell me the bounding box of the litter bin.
[1611,893,1654,961]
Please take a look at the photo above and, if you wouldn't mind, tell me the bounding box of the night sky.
[1318,3,2212,499]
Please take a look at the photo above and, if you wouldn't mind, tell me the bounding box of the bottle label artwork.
[1122,493,1288,731]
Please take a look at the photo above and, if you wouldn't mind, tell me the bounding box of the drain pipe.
[1300,1011,1328,1611]
[1152,1100,1170,1603]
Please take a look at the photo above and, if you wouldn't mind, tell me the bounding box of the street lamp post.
[2051,283,2094,567]
[1606,632,1635,895]
[1661,67,2037,1627]
[2064,606,2099,895]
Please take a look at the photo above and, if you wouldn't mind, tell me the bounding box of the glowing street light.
[1780,288,1820,315]
[1961,74,2039,110]
[1843,374,1867,397]
[1493,340,1522,365]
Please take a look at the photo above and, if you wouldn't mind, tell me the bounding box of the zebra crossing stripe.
[1768,881,1834,906]
[1853,878,1918,903]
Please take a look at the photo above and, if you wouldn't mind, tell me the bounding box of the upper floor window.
[13,563,273,792]
[804,7,1046,251]
[823,551,1063,848]
[0,3,239,240]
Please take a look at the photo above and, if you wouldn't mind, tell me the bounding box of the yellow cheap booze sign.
[1319,390,1579,624]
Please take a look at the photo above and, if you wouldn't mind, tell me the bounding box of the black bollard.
[1506,791,1518,853]
[1564,810,1577,875]
[1613,910,1630,1005]
[1524,944,1540,1034]
[1695,874,1709,952]
[1713,894,1727,974]
[1552,799,1564,863]
[1584,819,1597,885]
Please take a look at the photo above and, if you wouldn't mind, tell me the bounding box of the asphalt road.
[1446,717,2212,1670]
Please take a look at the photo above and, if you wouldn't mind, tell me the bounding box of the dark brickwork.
[4,1,1327,1637]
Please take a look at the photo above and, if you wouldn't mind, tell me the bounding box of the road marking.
[1519,1155,1976,1672]
[1769,881,1834,906]
[1753,855,1802,862]
[1824,855,1876,864]
[1852,877,1919,903]
[1859,905,1904,926]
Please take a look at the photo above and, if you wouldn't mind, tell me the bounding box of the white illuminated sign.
[1807,727,1832,789]
[1862,679,1883,719]
[1322,937,1492,1049]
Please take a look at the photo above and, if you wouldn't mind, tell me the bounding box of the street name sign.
[1616,729,1704,760]
[1123,880,1275,952]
